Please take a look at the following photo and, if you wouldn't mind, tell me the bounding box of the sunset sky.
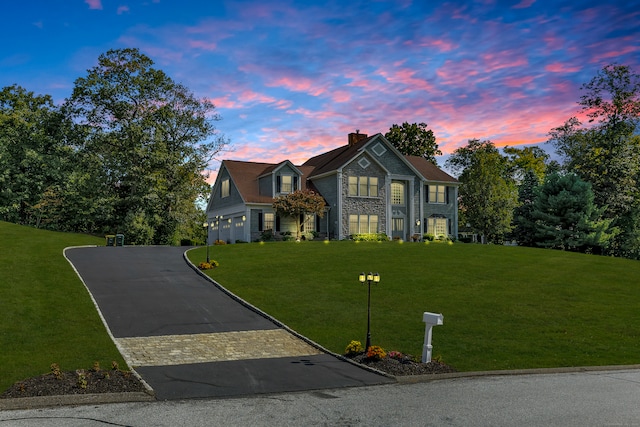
[2,0,639,178]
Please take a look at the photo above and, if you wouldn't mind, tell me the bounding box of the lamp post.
[202,222,211,263]
[215,215,222,244]
[359,272,380,350]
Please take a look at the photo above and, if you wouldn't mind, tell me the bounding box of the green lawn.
[189,240,640,372]
[0,221,127,392]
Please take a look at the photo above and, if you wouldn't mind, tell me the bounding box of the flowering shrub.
[198,260,219,270]
[387,350,404,360]
[214,240,227,245]
[366,345,387,360]
[344,340,364,355]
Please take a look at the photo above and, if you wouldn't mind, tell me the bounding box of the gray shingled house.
[205,132,459,243]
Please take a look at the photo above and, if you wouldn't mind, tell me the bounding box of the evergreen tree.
[531,173,616,253]
[512,169,539,247]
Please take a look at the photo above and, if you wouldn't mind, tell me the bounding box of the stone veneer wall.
[341,157,387,238]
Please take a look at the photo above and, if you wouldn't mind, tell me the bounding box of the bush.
[281,231,296,242]
[351,233,389,242]
[214,240,226,245]
[366,345,387,360]
[344,340,363,355]
[260,229,274,241]
[198,260,219,270]
[423,233,435,241]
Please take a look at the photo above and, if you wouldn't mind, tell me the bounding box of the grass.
[188,240,640,372]
[0,221,127,392]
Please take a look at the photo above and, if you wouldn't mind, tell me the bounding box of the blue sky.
[2,0,638,179]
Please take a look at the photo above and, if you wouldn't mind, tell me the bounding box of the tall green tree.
[272,189,325,240]
[503,145,549,183]
[384,122,441,164]
[63,48,228,244]
[511,169,540,247]
[446,139,517,243]
[530,173,616,253]
[549,64,640,258]
[0,85,72,227]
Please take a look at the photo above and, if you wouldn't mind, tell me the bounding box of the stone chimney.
[348,130,368,146]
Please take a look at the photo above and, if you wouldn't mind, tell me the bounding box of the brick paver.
[116,329,322,367]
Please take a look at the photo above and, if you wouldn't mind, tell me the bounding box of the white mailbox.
[422,311,444,363]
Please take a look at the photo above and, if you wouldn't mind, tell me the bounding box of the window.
[279,175,293,193]
[262,212,274,231]
[348,176,378,197]
[303,214,315,232]
[221,179,230,198]
[349,214,379,234]
[391,182,405,205]
[428,185,446,204]
[427,217,448,238]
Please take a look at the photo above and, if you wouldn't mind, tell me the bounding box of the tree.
[272,189,325,240]
[530,173,616,253]
[549,64,640,258]
[384,122,441,164]
[63,48,227,244]
[0,85,72,226]
[446,139,518,243]
[503,145,549,183]
[511,169,540,247]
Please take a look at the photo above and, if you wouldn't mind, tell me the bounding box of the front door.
[392,217,405,240]
[391,180,407,240]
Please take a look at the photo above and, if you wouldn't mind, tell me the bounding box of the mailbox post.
[422,311,444,363]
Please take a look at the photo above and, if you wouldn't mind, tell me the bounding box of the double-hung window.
[262,212,274,231]
[349,214,379,234]
[348,176,378,197]
[428,185,446,204]
[427,217,448,238]
[279,175,293,193]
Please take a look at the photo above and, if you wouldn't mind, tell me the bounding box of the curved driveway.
[65,246,393,400]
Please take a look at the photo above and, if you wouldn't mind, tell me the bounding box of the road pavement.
[2,368,640,426]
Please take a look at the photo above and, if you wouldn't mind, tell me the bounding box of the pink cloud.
[188,40,217,51]
[503,75,536,87]
[545,63,581,73]
[513,0,536,9]
[85,0,102,10]
[117,5,129,15]
[408,37,458,53]
[266,75,326,97]
[480,51,529,73]
[377,67,438,95]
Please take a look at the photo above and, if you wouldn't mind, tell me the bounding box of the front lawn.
[0,221,128,392]
[189,240,640,372]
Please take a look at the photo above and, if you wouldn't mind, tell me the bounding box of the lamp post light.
[358,272,380,350]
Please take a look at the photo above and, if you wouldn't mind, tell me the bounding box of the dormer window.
[277,174,298,194]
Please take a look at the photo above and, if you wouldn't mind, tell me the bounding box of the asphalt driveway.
[65,246,393,400]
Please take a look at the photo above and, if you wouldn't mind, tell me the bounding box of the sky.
[1,0,639,179]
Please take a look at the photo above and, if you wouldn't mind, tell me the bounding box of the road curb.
[0,391,155,411]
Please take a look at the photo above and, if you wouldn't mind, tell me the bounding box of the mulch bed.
[347,353,457,376]
[1,368,146,399]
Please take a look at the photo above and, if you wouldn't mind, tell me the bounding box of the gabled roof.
[303,134,376,177]
[303,133,457,183]
[405,156,458,183]
[222,159,316,204]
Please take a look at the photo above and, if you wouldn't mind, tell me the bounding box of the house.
[205,132,459,243]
